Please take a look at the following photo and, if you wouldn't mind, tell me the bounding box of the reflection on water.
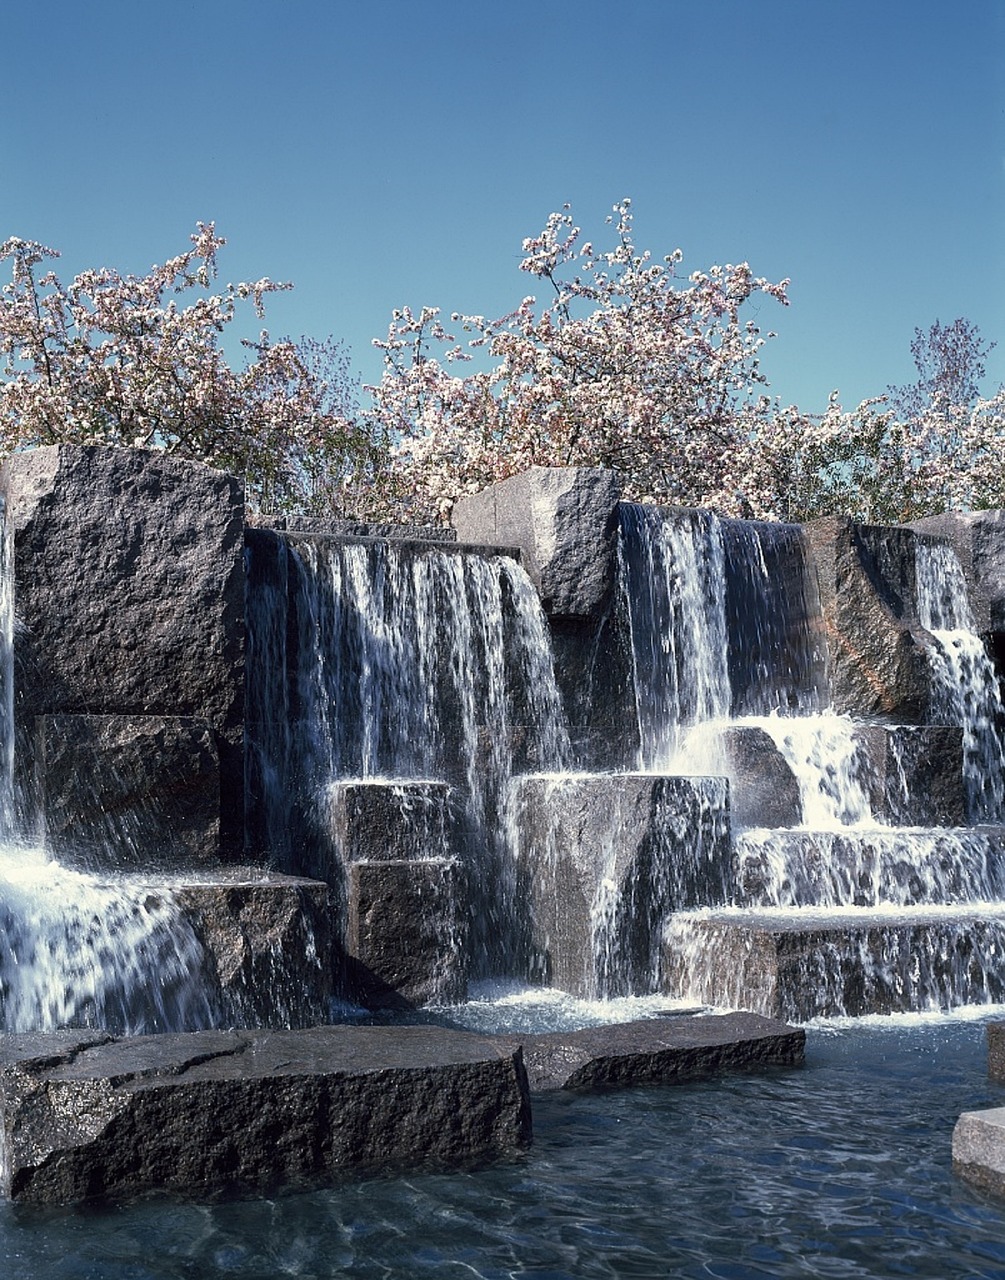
[4,1018,1005,1278]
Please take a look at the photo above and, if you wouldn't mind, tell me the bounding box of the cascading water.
[916,538,1005,822]
[618,504,1005,1020]
[246,535,571,977]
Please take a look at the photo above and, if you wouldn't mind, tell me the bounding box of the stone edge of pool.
[0,1011,803,1206]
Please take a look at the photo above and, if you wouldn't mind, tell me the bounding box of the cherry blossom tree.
[368,202,1003,525]
[0,226,388,512]
[368,200,793,520]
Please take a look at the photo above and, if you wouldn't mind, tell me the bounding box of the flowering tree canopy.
[3,210,1000,525]
[0,225,388,512]
[368,199,792,520]
[368,201,1003,526]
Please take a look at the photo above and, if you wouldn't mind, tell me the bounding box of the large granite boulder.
[804,518,934,720]
[1,446,245,854]
[0,1025,531,1204]
[452,467,622,620]
[171,871,338,1029]
[664,908,1005,1021]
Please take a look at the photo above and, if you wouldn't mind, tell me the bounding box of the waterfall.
[617,505,730,768]
[915,539,1005,822]
[0,848,218,1033]
[247,535,571,977]
[618,506,1005,1019]
[0,501,220,1035]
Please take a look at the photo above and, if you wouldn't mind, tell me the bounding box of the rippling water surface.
[4,1017,1005,1279]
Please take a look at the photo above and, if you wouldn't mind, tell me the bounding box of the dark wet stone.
[0,1024,531,1204]
[37,714,220,869]
[345,859,469,1008]
[804,517,934,720]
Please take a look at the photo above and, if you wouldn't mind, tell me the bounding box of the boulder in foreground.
[0,1026,531,1204]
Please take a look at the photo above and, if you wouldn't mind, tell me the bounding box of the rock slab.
[0,1025,531,1204]
[496,1011,804,1091]
[953,1106,1005,1199]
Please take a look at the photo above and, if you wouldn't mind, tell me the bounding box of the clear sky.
[4,0,1004,415]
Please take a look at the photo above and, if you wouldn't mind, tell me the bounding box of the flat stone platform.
[0,1013,804,1205]
[0,1025,531,1205]
[496,1011,804,1091]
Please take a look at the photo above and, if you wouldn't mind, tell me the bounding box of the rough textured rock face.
[2,446,244,723]
[0,1026,531,1204]
[37,715,220,869]
[804,517,933,720]
[713,726,802,828]
[345,859,469,1009]
[452,467,622,620]
[1,445,245,853]
[325,781,456,871]
[514,773,731,998]
[493,1012,805,1092]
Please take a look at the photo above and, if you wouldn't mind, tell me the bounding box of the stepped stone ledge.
[665,908,1005,1022]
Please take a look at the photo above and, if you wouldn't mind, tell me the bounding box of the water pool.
[3,1016,1005,1279]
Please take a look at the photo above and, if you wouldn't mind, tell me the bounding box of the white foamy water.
[0,844,217,1033]
[916,538,1005,822]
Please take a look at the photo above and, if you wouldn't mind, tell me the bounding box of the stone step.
[664,905,1005,1022]
[734,826,1005,909]
[0,1025,531,1204]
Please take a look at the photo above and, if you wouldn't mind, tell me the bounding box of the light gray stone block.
[452,467,622,619]
[953,1107,1005,1198]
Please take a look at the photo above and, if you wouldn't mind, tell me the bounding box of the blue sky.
[4,0,1004,415]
